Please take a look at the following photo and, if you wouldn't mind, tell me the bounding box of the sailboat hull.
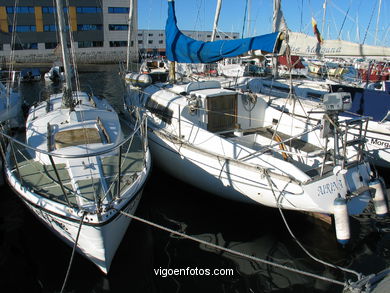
[147,127,372,215]
[5,165,145,274]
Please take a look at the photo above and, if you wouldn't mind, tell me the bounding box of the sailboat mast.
[321,0,327,36]
[375,0,382,45]
[211,0,222,42]
[247,0,251,37]
[55,0,73,109]
[126,0,135,71]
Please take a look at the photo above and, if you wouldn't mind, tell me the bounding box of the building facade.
[0,0,239,64]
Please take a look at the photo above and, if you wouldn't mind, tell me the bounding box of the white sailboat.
[239,0,390,169]
[126,0,387,245]
[3,0,151,274]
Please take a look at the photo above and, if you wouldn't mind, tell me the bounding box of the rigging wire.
[362,0,378,44]
[337,1,352,40]
[241,0,249,38]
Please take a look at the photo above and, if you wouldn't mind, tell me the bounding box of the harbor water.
[0,64,389,293]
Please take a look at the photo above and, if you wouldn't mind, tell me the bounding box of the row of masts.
[210,0,385,45]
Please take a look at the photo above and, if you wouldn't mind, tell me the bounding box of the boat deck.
[8,120,146,207]
[226,126,322,154]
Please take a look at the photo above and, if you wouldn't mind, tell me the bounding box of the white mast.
[375,0,382,45]
[55,0,73,109]
[355,14,360,43]
[272,0,287,78]
[321,0,327,36]
[211,0,222,41]
[247,0,251,37]
[126,0,135,71]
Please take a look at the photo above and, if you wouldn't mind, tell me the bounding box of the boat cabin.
[145,80,268,134]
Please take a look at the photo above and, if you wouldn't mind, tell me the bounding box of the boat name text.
[290,46,342,55]
[317,180,343,197]
[370,138,390,148]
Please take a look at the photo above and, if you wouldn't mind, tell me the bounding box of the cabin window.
[146,99,173,124]
[207,94,237,132]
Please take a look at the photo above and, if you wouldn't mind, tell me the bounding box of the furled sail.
[165,0,280,63]
[286,31,390,57]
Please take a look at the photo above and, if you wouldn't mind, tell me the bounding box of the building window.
[42,7,68,13]
[109,41,128,47]
[45,42,58,49]
[109,24,128,31]
[76,7,102,13]
[12,43,38,50]
[44,25,69,32]
[78,41,103,48]
[108,7,129,13]
[0,44,3,51]
[6,6,34,14]
[9,25,36,32]
[138,33,142,37]
[138,40,143,44]
[158,40,164,44]
[148,40,153,44]
[207,34,211,38]
[77,24,103,31]
[44,25,56,32]
[148,33,153,37]
[158,33,164,37]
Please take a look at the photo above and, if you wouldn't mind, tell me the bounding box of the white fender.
[125,73,152,87]
[333,196,350,245]
[369,179,389,217]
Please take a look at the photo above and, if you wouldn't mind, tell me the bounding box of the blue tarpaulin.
[165,0,280,64]
[330,84,390,121]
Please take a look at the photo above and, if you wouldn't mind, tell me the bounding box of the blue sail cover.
[166,0,280,63]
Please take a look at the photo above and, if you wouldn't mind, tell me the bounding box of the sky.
[138,0,390,47]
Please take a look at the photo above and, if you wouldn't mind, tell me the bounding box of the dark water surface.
[0,65,389,293]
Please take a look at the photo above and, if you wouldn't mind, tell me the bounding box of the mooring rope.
[263,171,363,280]
[60,211,86,293]
[117,209,346,287]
